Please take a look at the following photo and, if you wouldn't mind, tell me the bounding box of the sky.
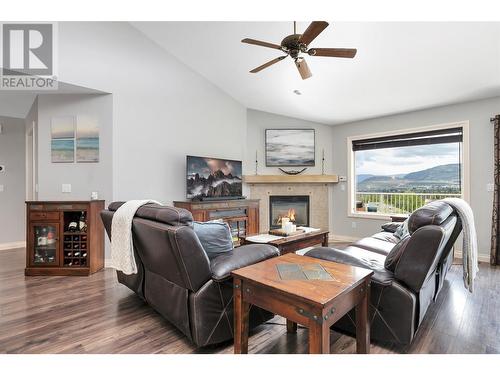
[51,116,75,139]
[355,143,460,176]
[187,156,242,178]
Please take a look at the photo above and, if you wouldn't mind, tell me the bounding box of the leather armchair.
[305,201,462,345]
[101,202,279,347]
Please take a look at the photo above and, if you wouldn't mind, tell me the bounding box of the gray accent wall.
[36,94,113,203]
[246,109,335,176]
[56,22,247,204]
[0,116,26,244]
[246,109,335,232]
[330,96,500,258]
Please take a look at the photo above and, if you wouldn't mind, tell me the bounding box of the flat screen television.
[186,155,243,200]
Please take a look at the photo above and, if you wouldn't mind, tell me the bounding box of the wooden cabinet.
[173,199,260,246]
[25,200,105,276]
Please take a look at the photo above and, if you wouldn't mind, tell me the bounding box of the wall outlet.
[487,183,494,192]
[341,184,346,191]
[351,221,357,229]
[62,184,72,193]
[0,184,4,192]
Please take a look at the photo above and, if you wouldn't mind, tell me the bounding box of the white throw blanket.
[111,200,161,275]
[442,198,479,292]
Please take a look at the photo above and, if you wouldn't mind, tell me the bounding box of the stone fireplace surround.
[247,183,330,233]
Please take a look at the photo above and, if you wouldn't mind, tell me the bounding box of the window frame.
[347,121,470,220]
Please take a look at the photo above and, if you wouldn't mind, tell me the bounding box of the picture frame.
[51,116,75,163]
[265,128,316,167]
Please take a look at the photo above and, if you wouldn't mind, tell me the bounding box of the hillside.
[404,163,459,182]
[357,163,460,193]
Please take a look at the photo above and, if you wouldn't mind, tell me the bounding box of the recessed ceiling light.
[293,89,302,95]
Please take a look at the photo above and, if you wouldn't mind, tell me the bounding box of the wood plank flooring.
[0,247,498,354]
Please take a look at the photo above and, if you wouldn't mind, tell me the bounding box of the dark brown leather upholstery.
[101,202,278,347]
[305,201,462,346]
[353,236,395,255]
[210,244,279,282]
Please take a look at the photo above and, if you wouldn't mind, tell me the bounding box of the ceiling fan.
[241,21,357,80]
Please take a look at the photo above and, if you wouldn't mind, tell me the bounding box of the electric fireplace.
[269,195,310,229]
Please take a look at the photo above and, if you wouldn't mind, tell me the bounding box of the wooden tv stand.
[173,199,259,247]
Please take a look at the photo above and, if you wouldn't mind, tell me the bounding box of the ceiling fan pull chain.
[294,21,296,35]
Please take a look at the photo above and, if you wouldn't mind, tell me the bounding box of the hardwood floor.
[0,247,498,354]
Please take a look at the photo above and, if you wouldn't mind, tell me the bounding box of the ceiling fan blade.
[308,48,357,58]
[295,57,312,80]
[299,21,329,46]
[241,38,282,50]
[250,56,286,73]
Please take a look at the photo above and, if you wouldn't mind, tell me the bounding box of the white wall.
[246,109,336,232]
[246,109,334,175]
[25,98,38,201]
[56,22,247,204]
[0,116,26,244]
[330,96,500,258]
[36,94,113,202]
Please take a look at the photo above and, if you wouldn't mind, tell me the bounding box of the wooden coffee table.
[231,253,373,354]
[240,229,329,255]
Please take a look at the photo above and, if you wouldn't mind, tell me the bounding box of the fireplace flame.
[276,208,297,225]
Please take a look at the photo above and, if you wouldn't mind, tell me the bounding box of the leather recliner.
[305,201,462,346]
[101,202,279,347]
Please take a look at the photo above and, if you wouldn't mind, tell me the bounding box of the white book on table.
[296,226,321,233]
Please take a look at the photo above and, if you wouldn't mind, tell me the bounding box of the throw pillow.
[394,218,409,239]
[192,220,234,260]
[381,222,402,233]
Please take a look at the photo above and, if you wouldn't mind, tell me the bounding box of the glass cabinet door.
[30,223,59,266]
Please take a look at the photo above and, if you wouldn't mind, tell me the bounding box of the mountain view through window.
[354,140,462,215]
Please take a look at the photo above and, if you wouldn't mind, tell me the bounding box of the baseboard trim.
[454,250,490,263]
[0,241,26,251]
[329,234,359,243]
[104,259,114,269]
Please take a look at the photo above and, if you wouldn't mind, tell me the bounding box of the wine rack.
[63,233,88,267]
[25,200,105,276]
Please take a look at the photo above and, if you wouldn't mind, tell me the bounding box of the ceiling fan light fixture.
[241,21,357,79]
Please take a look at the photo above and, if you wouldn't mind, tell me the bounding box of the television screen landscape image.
[186,156,243,200]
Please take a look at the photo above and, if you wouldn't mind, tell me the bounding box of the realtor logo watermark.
[0,22,58,90]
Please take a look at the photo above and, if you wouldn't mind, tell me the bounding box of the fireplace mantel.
[243,174,338,184]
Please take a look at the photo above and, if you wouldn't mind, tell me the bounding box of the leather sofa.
[101,202,279,347]
[305,201,462,345]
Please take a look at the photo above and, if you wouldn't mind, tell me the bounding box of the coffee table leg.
[308,322,330,354]
[322,233,329,247]
[286,319,297,333]
[234,278,249,354]
[355,281,370,354]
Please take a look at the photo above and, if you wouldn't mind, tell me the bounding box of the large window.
[348,123,468,218]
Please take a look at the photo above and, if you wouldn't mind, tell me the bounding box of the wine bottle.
[79,211,87,232]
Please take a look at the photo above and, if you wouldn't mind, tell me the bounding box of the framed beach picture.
[265,129,315,167]
[76,116,99,163]
[51,116,75,163]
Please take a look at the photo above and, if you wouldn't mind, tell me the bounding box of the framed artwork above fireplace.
[265,129,315,167]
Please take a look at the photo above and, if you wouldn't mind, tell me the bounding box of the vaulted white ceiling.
[133,22,500,125]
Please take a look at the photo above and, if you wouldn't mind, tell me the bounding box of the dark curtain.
[491,114,500,265]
